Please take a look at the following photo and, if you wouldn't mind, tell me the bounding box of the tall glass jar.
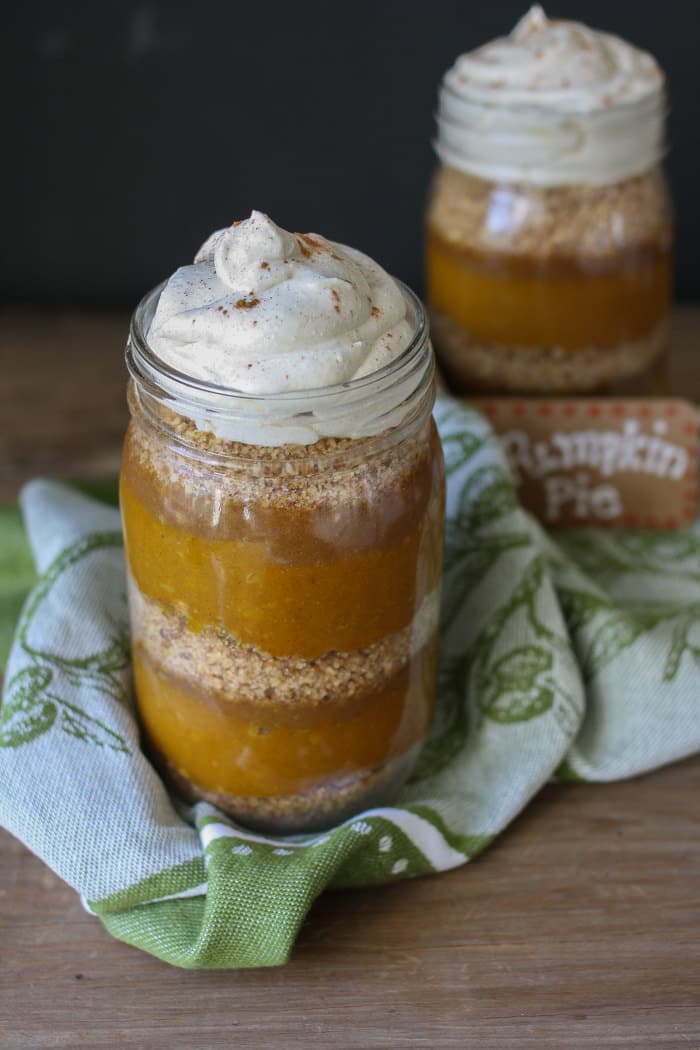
[121,283,444,833]
[426,9,673,396]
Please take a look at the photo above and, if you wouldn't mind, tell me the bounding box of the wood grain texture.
[0,310,129,504]
[1,307,699,1048]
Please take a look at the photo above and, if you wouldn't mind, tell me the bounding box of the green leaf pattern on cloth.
[1,531,131,754]
[0,396,698,969]
[0,666,56,748]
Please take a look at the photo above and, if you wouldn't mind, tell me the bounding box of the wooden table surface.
[1,307,699,1048]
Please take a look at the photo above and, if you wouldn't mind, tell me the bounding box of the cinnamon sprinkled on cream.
[148,211,413,398]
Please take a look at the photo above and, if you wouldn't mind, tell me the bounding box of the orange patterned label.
[472,399,698,529]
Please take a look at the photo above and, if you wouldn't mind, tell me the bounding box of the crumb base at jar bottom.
[431,309,668,396]
[148,743,421,835]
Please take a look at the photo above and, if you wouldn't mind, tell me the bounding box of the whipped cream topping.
[139,213,429,446]
[436,5,665,186]
[149,211,413,394]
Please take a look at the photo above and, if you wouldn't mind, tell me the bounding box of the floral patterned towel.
[1,396,698,968]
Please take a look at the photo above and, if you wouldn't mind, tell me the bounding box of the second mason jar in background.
[426,6,673,397]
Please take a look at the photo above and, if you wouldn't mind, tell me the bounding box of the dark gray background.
[3,1,698,306]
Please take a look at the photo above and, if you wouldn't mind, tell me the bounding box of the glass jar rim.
[127,278,429,404]
[126,279,434,448]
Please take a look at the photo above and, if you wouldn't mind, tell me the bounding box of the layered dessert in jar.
[121,212,444,832]
[426,5,673,395]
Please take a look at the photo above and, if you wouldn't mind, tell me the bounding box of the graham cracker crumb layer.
[123,394,441,550]
[153,744,420,834]
[427,166,672,261]
[431,310,668,396]
[129,580,440,720]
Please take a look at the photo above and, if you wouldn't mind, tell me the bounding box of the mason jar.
[121,282,444,833]
[426,9,673,396]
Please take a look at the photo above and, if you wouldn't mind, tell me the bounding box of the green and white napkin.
[1,396,698,969]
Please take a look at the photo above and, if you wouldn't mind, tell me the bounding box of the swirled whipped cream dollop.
[149,211,413,393]
[144,212,424,445]
[436,5,665,185]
